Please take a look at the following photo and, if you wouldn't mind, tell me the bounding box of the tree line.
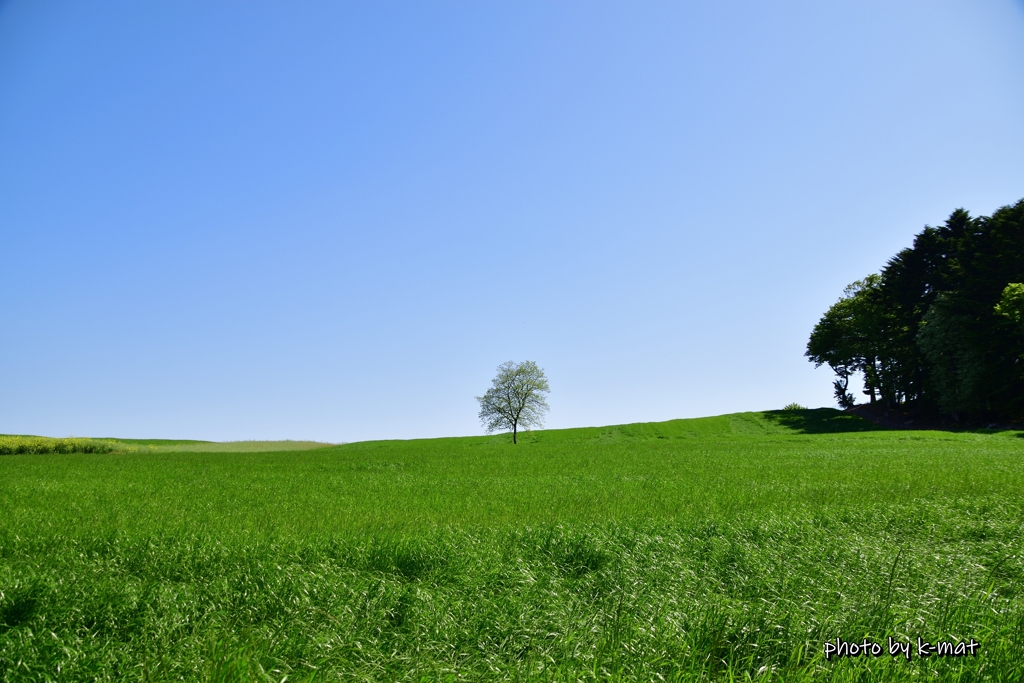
[807,198,1024,421]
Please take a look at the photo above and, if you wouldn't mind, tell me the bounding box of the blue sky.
[2,1,1023,442]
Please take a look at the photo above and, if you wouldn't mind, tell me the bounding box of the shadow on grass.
[0,584,41,635]
[762,408,882,434]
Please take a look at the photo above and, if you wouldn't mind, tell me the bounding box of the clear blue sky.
[2,1,1023,442]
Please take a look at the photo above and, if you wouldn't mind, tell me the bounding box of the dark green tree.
[916,296,985,421]
[807,199,1024,420]
[806,276,886,408]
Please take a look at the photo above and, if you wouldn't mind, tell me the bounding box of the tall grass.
[1,410,1023,681]
[0,436,332,456]
[0,436,130,455]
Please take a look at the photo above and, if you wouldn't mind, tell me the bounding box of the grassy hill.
[0,435,333,454]
[1,410,1022,680]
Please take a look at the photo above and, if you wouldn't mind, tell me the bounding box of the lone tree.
[476,361,550,444]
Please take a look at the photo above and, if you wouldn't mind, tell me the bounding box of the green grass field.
[1,410,1023,681]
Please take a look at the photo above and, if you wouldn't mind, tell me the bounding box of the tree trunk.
[513,420,517,444]
[867,357,877,404]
